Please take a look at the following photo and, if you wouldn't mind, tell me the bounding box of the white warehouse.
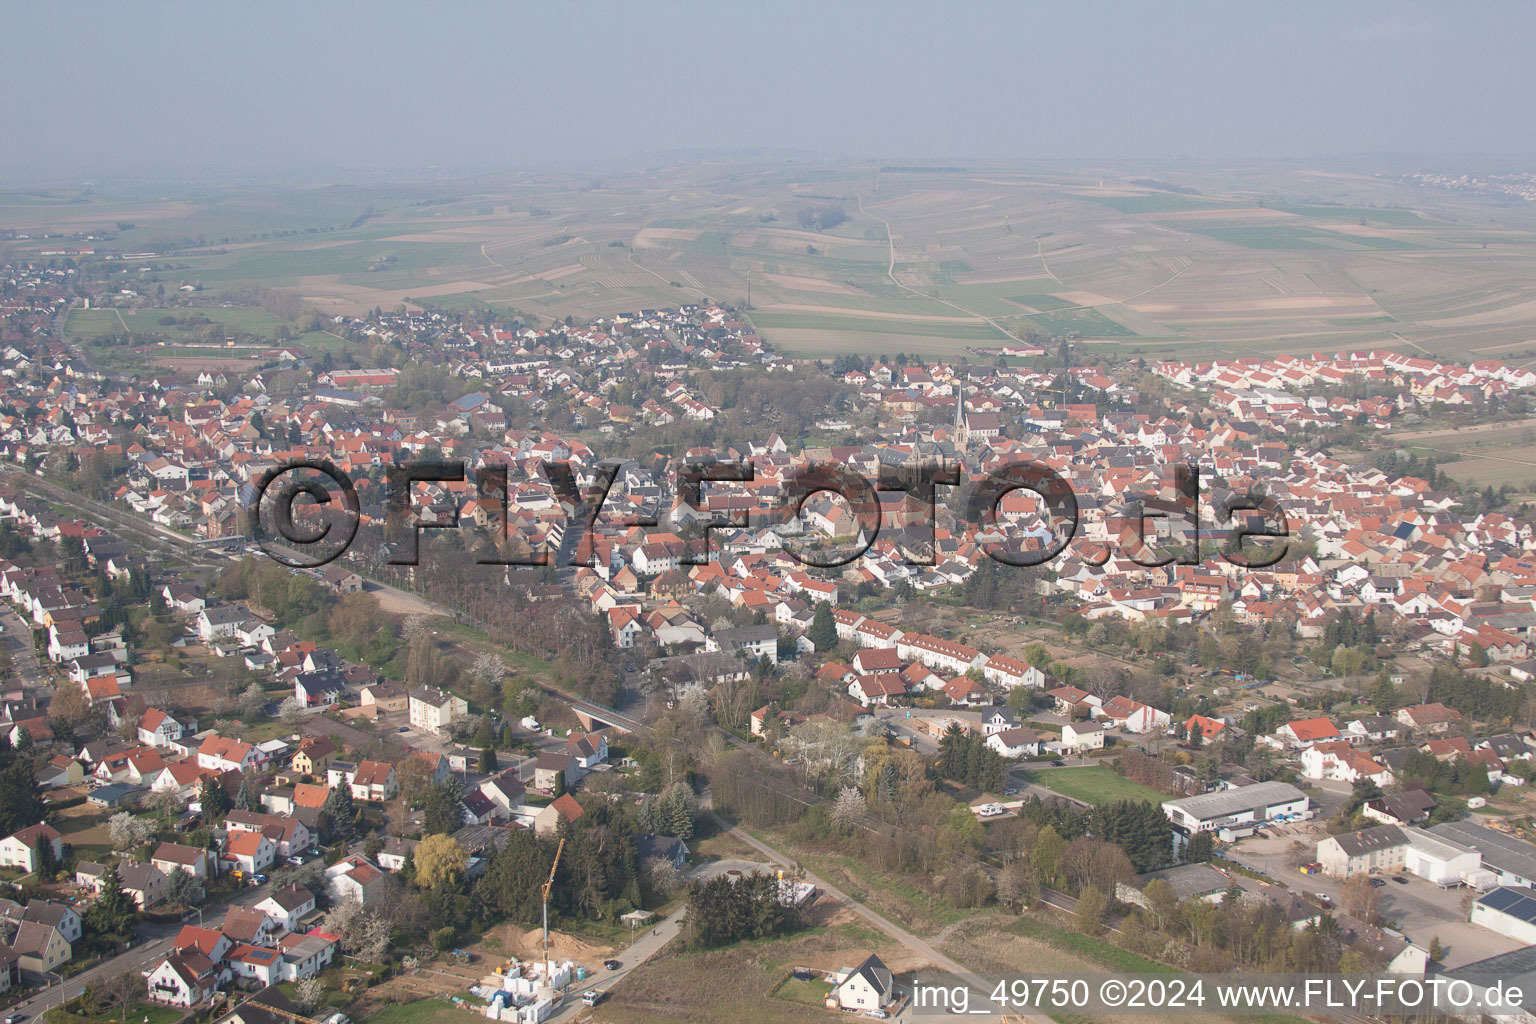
[1403,827,1482,884]
[1161,781,1310,837]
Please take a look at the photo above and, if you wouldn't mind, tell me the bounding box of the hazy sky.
[5,1,1534,181]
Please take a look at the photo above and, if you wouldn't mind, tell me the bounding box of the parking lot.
[1221,830,1524,968]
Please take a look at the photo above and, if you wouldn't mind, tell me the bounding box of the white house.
[1060,721,1105,753]
[986,727,1045,759]
[0,824,62,873]
[254,884,317,932]
[196,604,246,642]
[145,952,216,1007]
[831,954,895,1013]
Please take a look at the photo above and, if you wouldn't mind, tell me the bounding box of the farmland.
[10,160,1536,362]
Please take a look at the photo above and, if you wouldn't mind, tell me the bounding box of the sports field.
[1021,764,1167,806]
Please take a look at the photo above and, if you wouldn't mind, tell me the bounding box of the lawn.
[365,998,465,1024]
[772,975,834,1007]
[51,1003,181,1024]
[1020,765,1166,806]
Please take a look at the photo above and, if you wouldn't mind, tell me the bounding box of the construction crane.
[540,836,566,980]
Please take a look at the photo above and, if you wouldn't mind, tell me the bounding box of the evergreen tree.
[478,746,497,774]
[422,782,461,836]
[235,778,252,811]
[322,784,356,842]
[199,776,231,820]
[807,601,837,652]
[35,829,59,881]
[661,783,694,840]
[0,741,45,835]
[937,723,964,778]
[85,865,138,941]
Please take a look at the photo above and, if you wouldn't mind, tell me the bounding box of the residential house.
[1060,721,1105,753]
[0,823,62,872]
[408,686,467,737]
[830,954,895,1013]
[253,885,316,932]
[1317,825,1408,878]
[325,855,386,905]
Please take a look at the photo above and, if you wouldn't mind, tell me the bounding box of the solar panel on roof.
[1480,886,1536,924]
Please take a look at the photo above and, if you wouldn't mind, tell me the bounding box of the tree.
[294,977,325,1014]
[478,746,497,774]
[1074,884,1108,934]
[414,833,469,891]
[1185,831,1214,863]
[279,696,306,725]
[830,786,866,834]
[0,739,46,835]
[85,865,138,941]
[807,601,837,652]
[422,782,463,836]
[237,682,267,719]
[108,811,156,853]
[644,857,685,899]
[1340,873,1380,924]
[165,867,203,908]
[199,776,231,820]
[35,828,59,881]
[322,784,356,843]
[1428,935,1443,962]
[647,782,694,840]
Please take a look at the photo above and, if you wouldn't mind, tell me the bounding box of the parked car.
[1392,875,1409,885]
[1369,878,1386,888]
[1050,760,1065,767]
[864,1011,889,1019]
[604,959,621,971]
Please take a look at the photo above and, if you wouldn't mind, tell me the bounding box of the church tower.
[953,381,967,448]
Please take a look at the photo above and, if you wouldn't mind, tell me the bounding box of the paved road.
[547,905,687,1021]
[4,884,270,1020]
[0,608,42,687]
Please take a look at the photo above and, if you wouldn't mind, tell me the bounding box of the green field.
[1184,225,1424,251]
[67,306,292,341]
[1021,765,1167,806]
[747,311,1008,343]
[1024,307,1137,337]
[1076,193,1230,214]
